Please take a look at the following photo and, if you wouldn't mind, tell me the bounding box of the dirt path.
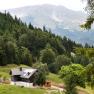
[45,90,59,94]
[78,89,89,94]
[44,85,64,94]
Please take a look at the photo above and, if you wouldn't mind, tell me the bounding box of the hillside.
[4,4,94,45]
[0,64,94,94]
[0,6,94,94]
[0,12,82,66]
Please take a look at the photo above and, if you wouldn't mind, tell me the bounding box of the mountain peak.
[4,5,94,45]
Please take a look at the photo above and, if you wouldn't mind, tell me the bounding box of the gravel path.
[44,85,64,94]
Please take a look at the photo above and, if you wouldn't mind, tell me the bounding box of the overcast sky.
[0,0,86,11]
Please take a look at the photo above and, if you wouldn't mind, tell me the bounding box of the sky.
[0,0,86,11]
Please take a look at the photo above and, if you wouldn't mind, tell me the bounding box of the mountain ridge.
[3,4,94,45]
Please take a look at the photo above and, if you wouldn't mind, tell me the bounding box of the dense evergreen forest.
[0,12,82,66]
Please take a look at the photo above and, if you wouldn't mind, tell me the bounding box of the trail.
[44,85,64,94]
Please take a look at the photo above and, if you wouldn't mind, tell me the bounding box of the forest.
[0,12,94,94]
[0,12,83,66]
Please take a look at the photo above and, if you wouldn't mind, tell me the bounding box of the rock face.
[6,4,94,45]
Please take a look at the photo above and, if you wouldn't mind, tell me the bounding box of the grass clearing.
[0,84,65,94]
[47,73,63,84]
[86,86,94,94]
[77,85,94,94]
[0,65,93,94]
[85,86,94,94]
[0,84,45,94]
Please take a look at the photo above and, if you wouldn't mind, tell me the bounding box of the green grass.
[47,73,63,84]
[47,73,94,94]
[0,65,63,94]
[0,84,65,94]
[0,84,45,94]
[0,65,93,94]
[0,72,10,79]
[77,85,94,94]
[85,86,94,94]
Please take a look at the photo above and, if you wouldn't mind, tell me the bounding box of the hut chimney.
[20,67,22,71]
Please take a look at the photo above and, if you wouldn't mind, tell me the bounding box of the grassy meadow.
[47,73,63,84]
[0,84,45,94]
[0,64,94,94]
